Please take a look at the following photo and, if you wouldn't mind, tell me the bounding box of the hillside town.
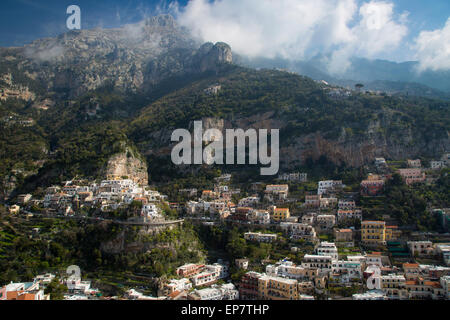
[2,152,449,300]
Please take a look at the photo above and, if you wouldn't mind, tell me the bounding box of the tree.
[44,278,68,300]
[355,83,364,92]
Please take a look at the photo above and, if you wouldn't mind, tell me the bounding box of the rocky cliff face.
[138,112,449,170]
[104,148,148,185]
[0,15,233,98]
[199,42,233,72]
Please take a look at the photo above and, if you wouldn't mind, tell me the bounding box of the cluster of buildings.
[15,177,168,221]
[155,260,235,300]
[236,239,450,300]
[0,273,100,300]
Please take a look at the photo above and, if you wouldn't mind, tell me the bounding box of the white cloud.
[414,18,450,72]
[326,1,408,73]
[174,0,409,73]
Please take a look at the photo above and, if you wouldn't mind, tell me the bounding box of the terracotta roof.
[403,263,419,268]
[168,290,182,299]
[7,291,21,300]
[424,281,441,288]
[17,293,35,300]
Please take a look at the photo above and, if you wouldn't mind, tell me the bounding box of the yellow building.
[272,208,290,222]
[385,225,401,241]
[258,275,298,300]
[361,221,386,246]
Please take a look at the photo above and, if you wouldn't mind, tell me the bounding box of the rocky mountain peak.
[1,14,233,97]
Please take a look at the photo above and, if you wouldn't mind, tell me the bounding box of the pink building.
[398,169,425,185]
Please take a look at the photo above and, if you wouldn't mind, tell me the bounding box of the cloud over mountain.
[174,0,409,73]
[414,17,450,72]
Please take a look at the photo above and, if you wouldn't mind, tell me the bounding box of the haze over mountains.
[236,55,450,99]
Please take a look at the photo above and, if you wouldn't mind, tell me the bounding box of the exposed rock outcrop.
[105,148,148,185]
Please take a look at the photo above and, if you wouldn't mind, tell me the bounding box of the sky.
[1,0,449,73]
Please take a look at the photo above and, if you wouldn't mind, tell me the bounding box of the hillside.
[0,15,449,199]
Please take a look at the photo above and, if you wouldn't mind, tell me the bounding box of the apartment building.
[381,274,408,299]
[407,241,433,256]
[361,221,386,246]
[405,277,445,299]
[190,263,229,287]
[337,209,362,222]
[264,185,289,201]
[431,161,446,170]
[320,197,337,209]
[338,200,356,210]
[403,263,420,281]
[440,276,450,299]
[317,180,343,195]
[316,242,338,261]
[280,222,317,242]
[385,225,401,241]
[353,290,387,300]
[316,214,336,230]
[238,196,260,207]
[334,228,353,242]
[272,207,290,222]
[266,260,318,281]
[239,271,262,300]
[277,172,307,182]
[244,232,277,243]
[360,179,385,196]
[398,168,426,185]
[189,283,239,300]
[301,254,333,272]
[304,194,321,208]
[301,214,315,225]
[331,260,362,283]
[258,275,299,300]
[249,210,270,225]
[407,159,422,168]
[160,278,192,297]
[176,263,204,278]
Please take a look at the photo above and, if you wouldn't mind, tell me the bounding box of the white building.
[280,222,317,241]
[431,161,446,170]
[238,196,260,207]
[277,172,307,182]
[249,210,270,225]
[316,242,338,261]
[365,254,383,267]
[338,200,356,210]
[407,241,433,256]
[266,260,310,280]
[191,263,229,287]
[317,180,343,195]
[353,290,387,300]
[165,278,192,293]
[301,254,333,272]
[244,232,277,243]
[331,260,362,283]
[141,204,162,219]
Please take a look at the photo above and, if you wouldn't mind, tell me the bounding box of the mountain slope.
[0,15,449,199]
